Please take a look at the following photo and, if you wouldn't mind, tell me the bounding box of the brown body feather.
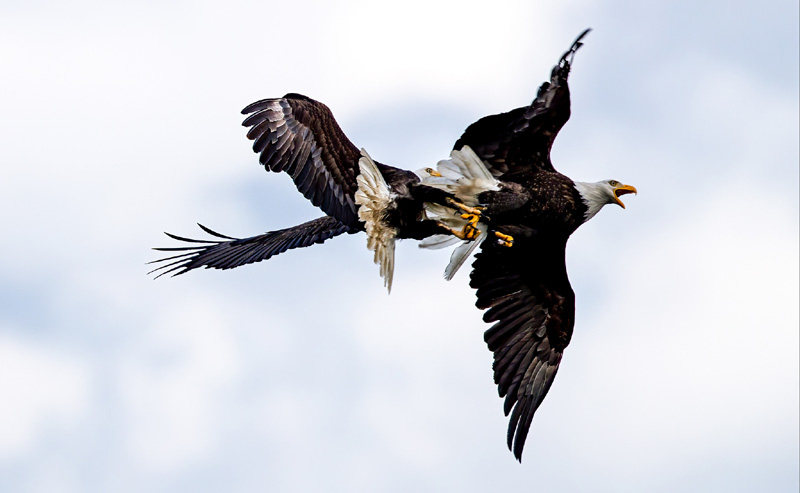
[454,28,591,461]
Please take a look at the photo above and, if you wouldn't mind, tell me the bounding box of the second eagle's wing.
[241,94,363,228]
[469,230,575,461]
[454,29,590,177]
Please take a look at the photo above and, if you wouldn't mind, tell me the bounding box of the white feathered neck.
[573,181,615,222]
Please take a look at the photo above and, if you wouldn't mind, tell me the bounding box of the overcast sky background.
[1,1,797,491]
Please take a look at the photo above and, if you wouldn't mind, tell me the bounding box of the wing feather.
[242,94,361,227]
[149,216,350,277]
[470,236,575,461]
[454,29,590,178]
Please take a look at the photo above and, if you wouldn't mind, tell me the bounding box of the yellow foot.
[438,222,479,241]
[462,222,479,240]
[494,231,514,247]
[446,197,484,216]
[460,212,480,225]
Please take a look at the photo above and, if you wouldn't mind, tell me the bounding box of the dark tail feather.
[556,28,591,77]
[148,216,350,278]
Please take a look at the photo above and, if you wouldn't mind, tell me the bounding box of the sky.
[0,0,798,491]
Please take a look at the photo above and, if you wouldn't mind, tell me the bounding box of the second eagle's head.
[574,179,637,221]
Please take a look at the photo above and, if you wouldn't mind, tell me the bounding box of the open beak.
[612,184,637,208]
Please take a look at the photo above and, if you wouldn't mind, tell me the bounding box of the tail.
[557,28,591,75]
[354,148,397,293]
[419,145,498,280]
[148,216,350,278]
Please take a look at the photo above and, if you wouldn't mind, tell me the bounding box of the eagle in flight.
[150,28,636,461]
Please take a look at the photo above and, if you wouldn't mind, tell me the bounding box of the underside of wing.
[148,217,350,277]
[454,29,590,178]
[470,233,575,461]
[241,94,363,227]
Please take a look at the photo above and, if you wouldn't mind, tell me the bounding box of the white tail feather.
[354,148,397,293]
[420,146,500,279]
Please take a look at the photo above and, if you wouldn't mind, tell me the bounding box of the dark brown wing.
[454,29,590,177]
[148,217,350,278]
[470,230,575,461]
[241,94,362,228]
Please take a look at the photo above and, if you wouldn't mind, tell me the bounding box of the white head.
[413,167,442,180]
[573,179,637,222]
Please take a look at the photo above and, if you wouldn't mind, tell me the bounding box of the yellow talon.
[459,221,480,241]
[437,221,480,241]
[446,197,484,216]
[494,231,514,247]
[460,212,480,225]
[438,223,467,240]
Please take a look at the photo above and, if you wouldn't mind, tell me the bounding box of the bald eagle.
[150,28,636,461]
[416,29,636,460]
[149,93,481,291]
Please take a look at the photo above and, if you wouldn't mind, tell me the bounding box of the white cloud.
[558,182,799,479]
[117,294,246,471]
[0,0,797,491]
[0,330,89,459]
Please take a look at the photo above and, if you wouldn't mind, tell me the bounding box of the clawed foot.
[446,197,484,217]
[438,222,479,241]
[462,221,479,240]
[460,211,480,225]
[494,231,514,247]
[459,212,481,240]
[438,198,486,242]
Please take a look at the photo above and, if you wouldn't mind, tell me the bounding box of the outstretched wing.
[454,29,590,177]
[241,94,363,228]
[148,216,350,278]
[469,230,575,461]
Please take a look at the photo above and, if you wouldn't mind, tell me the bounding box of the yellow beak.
[612,184,637,208]
[425,168,442,177]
